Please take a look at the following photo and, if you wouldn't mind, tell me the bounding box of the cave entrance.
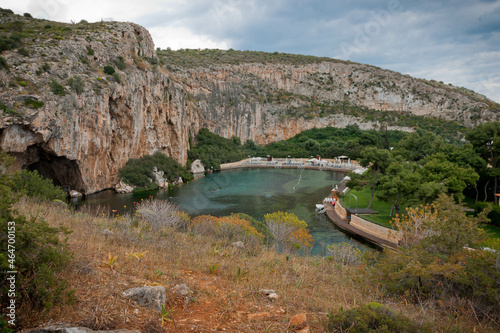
[23,145,86,194]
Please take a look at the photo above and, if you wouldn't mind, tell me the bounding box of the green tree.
[377,159,421,217]
[466,122,500,203]
[304,138,321,156]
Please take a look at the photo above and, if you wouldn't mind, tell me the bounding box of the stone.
[152,166,167,188]
[172,284,189,297]
[259,289,278,301]
[21,324,140,332]
[69,190,83,198]
[232,241,244,249]
[172,177,183,186]
[288,313,309,332]
[190,159,205,174]
[122,286,166,311]
[115,180,134,194]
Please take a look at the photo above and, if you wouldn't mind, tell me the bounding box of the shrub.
[87,47,94,55]
[264,211,313,252]
[18,47,30,57]
[328,303,432,333]
[67,76,85,94]
[103,65,115,75]
[190,215,263,246]
[0,153,73,312]
[114,55,126,70]
[326,242,365,265]
[111,72,121,83]
[476,202,500,227]
[0,56,8,70]
[49,79,66,96]
[23,13,33,18]
[0,34,21,52]
[24,98,44,109]
[11,169,65,201]
[136,199,187,231]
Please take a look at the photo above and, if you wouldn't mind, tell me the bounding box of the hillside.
[0,8,499,194]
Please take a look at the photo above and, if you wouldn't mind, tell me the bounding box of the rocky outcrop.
[122,286,166,311]
[190,159,205,174]
[0,12,498,194]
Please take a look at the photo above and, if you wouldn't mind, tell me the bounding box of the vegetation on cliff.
[118,152,193,189]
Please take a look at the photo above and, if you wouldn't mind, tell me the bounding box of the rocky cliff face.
[0,12,498,194]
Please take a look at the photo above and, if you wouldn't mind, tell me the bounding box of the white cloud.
[149,26,231,50]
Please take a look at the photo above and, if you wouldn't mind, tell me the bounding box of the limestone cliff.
[0,11,498,194]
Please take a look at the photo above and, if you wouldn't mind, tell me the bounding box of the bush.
[49,79,66,96]
[0,56,8,70]
[24,98,44,109]
[87,47,94,56]
[0,34,22,52]
[17,47,29,57]
[11,169,65,201]
[114,56,126,70]
[136,199,186,231]
[190,215,263,246]
[476,202,500,227]
[264,211,313,252]
[326,242,365,266]
[67,76,85,94]
[103,65,115,75]
[23,13,32,18]
[118,152,193,187]
[0,153,73,312]
[328,303,432,333]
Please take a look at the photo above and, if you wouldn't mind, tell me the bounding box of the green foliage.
[0,56,8,70]
[0,153,73,311]
[111,72,121,83]
[103,65,115,75]
[188,128,245,169]
[118,152,193,188]
[17,47,29,57]
[376,194,500,314]
[328,303,432,333]
[49,79,66,96]
[67,76,85,94]
[264,211,313,251]
[0,33,22,52]
[230,212,271,240]
[476,202,500,227]
[23,13,33,18]
[24,98,44,109]
[86,47,94,56]
[11,169,66,201]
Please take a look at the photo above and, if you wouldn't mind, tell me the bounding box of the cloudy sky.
[4,0,500,102]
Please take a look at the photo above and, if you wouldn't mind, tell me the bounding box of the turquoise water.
[78,168,373,253]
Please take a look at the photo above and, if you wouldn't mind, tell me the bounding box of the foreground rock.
[122,286,166,311]
[115,180,134,194]
[190,159,205,174]
[22,324,140,333]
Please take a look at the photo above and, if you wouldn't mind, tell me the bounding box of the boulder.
[69,190,83,198]
[259,289,278,301]
[115,180,134,194]
[22,324,140,333]
[122,286,166,311]
[190,159,205,174]
[152,166,167,188]
[172,177,183,186]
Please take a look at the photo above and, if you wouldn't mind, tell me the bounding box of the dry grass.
[13,198,500,332]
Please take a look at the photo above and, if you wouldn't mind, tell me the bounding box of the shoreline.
[221,158,362,173]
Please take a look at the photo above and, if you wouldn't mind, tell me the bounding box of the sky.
[3,0,500,102]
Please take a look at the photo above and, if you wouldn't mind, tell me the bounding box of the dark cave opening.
[23,145,86,194]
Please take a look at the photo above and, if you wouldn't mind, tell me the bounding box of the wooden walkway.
[325,205,398,249]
